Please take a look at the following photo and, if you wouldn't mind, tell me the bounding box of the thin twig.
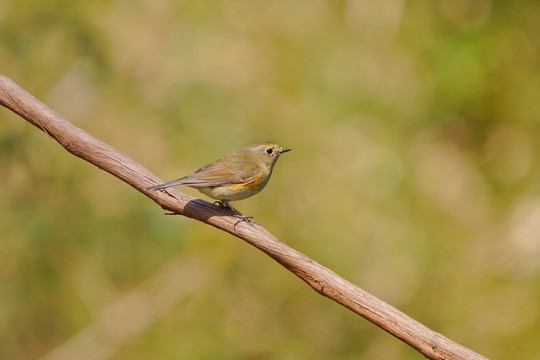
[0,74,488,360]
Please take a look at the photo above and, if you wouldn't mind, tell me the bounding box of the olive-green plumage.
[148,142,291,202]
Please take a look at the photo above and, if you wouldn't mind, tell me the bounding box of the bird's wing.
[178,156,260,187]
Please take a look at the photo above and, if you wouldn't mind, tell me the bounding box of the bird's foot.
[233,214,261,228]
[214,200,260,228]
[214,200,231,209]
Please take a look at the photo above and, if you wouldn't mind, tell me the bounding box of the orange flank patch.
[226,183,247,191]
[227,172,265,191]
[243,172,265,187]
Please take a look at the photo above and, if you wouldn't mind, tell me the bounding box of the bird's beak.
[280,148,292,154]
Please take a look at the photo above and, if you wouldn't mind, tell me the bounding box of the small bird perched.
[147,142,291,226]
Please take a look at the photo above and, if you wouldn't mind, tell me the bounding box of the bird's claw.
[233,215,260,228]
[214,200,231,209]
[213,200,260,228]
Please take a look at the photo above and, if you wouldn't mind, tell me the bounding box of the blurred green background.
[1,0,540,359]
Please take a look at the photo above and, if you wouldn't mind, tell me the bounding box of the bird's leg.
[214,200,260,228]
[213,200,230,209]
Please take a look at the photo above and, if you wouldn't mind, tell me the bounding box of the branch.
[0,74,488,360]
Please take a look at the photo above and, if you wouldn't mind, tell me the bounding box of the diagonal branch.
[0,74,488,360]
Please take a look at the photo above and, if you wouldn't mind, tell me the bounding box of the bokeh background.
[1,0,540,359]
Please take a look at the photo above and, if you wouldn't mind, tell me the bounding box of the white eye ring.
[266,148,273,154]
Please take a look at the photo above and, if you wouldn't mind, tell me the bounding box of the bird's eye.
[266,148,273,155]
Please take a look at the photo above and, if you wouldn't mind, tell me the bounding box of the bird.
[147,142,291,226]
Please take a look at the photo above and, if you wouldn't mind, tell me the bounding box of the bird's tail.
[146,179,185,191]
